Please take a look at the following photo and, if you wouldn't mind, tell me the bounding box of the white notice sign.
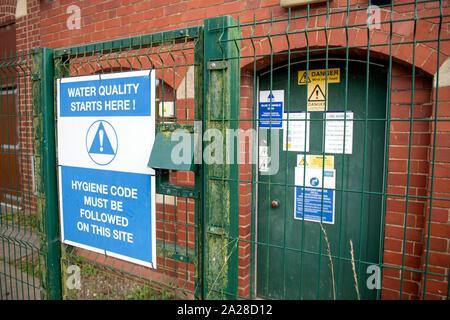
[295,166,336,189]
[283,112,310,152]
[259,146,270,173]
[324,112,353,154]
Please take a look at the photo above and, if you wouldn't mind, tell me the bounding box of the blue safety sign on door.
[294,166,336,224]
[295,186,334,223]
[259,90,284,128]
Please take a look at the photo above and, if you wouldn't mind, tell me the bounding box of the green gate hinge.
[157,184,199,199]
[31,74,41,81]
[207,60,228,70]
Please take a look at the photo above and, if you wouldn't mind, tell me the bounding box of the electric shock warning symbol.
[86,120,118,166]
[298,71,309,84]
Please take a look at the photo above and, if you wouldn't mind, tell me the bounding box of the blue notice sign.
[258,90,284,128]
[60,166,153,265]
[259,101,283,128]
[295,186,334,224]
[59,75,151,117]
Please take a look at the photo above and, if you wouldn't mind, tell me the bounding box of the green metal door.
[256,58,387,299]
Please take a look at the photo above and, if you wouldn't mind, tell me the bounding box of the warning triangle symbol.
[88,122,115,155]
[298,71,309,84]
[308,84,326,102]
[298,157,308,166]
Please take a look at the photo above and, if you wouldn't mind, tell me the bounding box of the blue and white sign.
[259,90,284,128]
[57,70,156,268]
[294,166,336,224]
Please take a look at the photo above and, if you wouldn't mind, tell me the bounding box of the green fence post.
[194,28,205,300]
[203,16,240,299]
[33,47,61,300]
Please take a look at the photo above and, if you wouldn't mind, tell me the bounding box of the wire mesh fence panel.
[2,0,449,301]
[0,48,47,299]
[203,1,449,300]
[54,27,203,300]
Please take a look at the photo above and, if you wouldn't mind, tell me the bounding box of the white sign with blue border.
[57,70,156,268]
[294,166,336,224]
[258,90,284,128]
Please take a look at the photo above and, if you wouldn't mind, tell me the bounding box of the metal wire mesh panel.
[0,49,43,299]
[2,1,449,301]
[205,1,449,300]
[54,27,203,300]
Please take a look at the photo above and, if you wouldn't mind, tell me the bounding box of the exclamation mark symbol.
[99,129,104,152]
[316,89,319,99]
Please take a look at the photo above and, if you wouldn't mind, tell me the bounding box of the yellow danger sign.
[298,68,340,111]
[298,155,334,169]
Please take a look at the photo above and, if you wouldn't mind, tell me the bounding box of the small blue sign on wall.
[57,71,156,268]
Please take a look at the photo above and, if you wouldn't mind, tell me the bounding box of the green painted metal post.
[33,47,62,300]
[195,28,205,300]
[203,16,240,299]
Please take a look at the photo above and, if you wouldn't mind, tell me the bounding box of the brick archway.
[0,1,17,26]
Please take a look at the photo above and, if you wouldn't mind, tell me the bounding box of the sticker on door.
[294,165,336,224]
[297,68,340,111]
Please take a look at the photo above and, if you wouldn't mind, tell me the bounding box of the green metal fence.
[53,26,204,300]
[1,0,449,300]
[207,1,450,300]
[0,48,60,299]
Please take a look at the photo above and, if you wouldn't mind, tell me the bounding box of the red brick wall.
[0,0,15,25]
[381,64,450,301]
[419,84,450,300]
[15,0,39,51]
[382,65,433,300]
[238,71,254,299]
